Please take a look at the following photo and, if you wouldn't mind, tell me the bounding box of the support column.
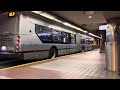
[105,17,120,72]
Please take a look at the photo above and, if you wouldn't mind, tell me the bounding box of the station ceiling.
[51,11,106,31]
[49,11,120,35]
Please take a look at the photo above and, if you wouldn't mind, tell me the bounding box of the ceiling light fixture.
[63,22,88,33]
[88,15,92,18]
[31,11,63,23]
[31,11,88,33]
[40,12,56,20]
[31,11,42,14]
[88,33,101,39]
[53,18,63,23]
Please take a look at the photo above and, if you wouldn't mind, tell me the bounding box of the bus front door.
[66,33,70,54]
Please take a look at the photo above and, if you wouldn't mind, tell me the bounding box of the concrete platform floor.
[0,49,119,79]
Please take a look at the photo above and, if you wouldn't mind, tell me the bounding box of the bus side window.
[52,29,63,43]
[83,39,85,44]
[86,39,89,44]
[63,33,66,43]
[81,39,85,44]
[81,39,83,44]
[35,24,52,43]
[62,32,70,44]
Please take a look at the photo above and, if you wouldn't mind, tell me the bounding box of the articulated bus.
[0,11,95,60]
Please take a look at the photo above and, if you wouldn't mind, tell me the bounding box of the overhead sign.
[99,25,107,30]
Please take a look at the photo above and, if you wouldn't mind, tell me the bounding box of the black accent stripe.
[16,50,49,53]
[0,47,76,54]
[13,48,76,53]
[58,48,75,50]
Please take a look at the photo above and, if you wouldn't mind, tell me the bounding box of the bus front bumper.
[0,52,23,59]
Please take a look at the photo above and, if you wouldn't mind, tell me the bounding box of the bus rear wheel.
[82,47,85,52]
[49,48,58,59]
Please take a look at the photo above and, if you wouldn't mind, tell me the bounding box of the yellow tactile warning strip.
[0,75,13,79]
[0,53,79,70]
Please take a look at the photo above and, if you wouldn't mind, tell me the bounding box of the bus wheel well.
[50,46,58,51]
[82,46,84,49]
[49,46,58,57]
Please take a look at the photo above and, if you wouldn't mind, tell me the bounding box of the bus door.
[66,33,70,54]
[86,38,90,50]
[63,32,70,54]
[69,34,76,53]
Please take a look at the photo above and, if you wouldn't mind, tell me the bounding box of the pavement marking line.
[0,58,56,70]
[0,49,99,70]
[0,54,76,70]
[0,76,13,79]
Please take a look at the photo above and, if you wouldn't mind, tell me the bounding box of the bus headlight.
[1,46,7,51]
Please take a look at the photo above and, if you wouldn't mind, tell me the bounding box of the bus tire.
[49,48,58,59]
[82,46,85,52]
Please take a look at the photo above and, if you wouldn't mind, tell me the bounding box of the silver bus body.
[0,11,94,60]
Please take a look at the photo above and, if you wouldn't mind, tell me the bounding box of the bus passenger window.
[35,24,52,42]
[86,39,89,44]
[89,40,93,44]
[81,39,83,44]
[83,39,85,44]
[52,29,63,43]
[63,37,66,43]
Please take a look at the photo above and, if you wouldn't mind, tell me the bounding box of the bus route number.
[8,12,16,17]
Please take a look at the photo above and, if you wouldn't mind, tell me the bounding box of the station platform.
[0,49,119,79]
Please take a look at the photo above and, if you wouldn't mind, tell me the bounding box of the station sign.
[99,25,107,30]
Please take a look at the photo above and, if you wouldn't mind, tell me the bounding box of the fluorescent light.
[31,11,56,20]
[31,11,88,34]
[63,22,77,29]
[82,30,88,33]
[37,12,63,23]
[88,33,94,36]
[88,16,92,18]
[63,22,88,33]
[40,12,56,20]
[31,11,41,14]
[74,27,87,33]
[88,33,101,39]
[53,18,63,23]
[63,22,72,26]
